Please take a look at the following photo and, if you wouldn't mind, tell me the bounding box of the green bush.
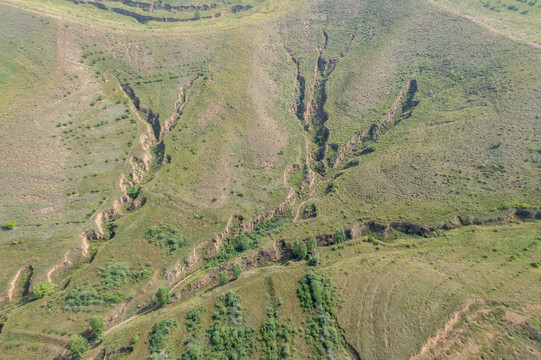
[156,286,171,307]
[64,286,102,310]
[97,261,130,290]
[292,240,308,260]
[259,310,294,359]
[149,319,177,356]
[89,315,106,340]
[205,292,256,358]
[31,281,55,300]
[219,271,229,286]
[131,332,140,345]
[2,221,16,230]
[66,334,89,359]
[306,235,317,253]
[297,272,343,355]
[181,344,202,360]
[307,253,319,266]
[232,263,242,279]
[334,228,346,243]
[146,225,188,255]
[185,307,204,332]
[206,216,288,268]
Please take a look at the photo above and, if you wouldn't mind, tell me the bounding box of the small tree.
[89,315,106,340]
[156,286,171,307]
[67,334,89,359]
[31,281,55,300]
[306,235,317,253]
[232,263,242,279]
[334,228,346,243]
[219,271,229,286]
[194,11,202,20]
[307,253,319,266]
[292,240,307,260]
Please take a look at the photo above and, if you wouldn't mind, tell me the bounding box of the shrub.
[306,235,317,253]
[291,240,307,260]
[146,225,188,255]
[149,319,177,355]
[31,281,55,300]
[127,185,140,200]
[232,263,242,279]
[64,286,102,310]
[97,261,130,290]
[194,11,202,20]
[89,316,106,340]
[181,344,202,360]
[307,253,319,266]
[206,292,256,358]
[156,286,171,307]
[259,310,294,359]
[66,334,89,359]
[185,307,204,331]
[297,271,343,355]
[206,216,288,268]
[219,271,229,286]
[334,228,346,243]
[2,221,17,230]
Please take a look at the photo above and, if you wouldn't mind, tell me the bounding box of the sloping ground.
[430,0,541,47]
[0,0,540,359]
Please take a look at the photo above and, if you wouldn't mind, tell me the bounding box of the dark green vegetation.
[148,318,177,358]
[297,272,344,357]
[0,0,540,359]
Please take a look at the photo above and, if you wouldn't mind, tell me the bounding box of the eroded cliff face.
[68,0,252,23]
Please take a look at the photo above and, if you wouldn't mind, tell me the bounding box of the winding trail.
[104,304,158,336]
[427,0,540,49]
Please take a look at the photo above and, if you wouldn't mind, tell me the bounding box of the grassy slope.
[0,0,540,359]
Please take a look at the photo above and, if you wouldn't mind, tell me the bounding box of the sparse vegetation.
[0,1,540,359]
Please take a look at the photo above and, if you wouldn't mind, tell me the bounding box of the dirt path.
[104,304,158,336]
[410,299,483,360]
[6,267,26,301]
[104,271,197,336]
[427,0,540,49]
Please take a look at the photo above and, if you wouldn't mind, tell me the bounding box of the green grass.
[0,0,539,359]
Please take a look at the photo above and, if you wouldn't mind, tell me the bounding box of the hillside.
[0,0,540,359]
